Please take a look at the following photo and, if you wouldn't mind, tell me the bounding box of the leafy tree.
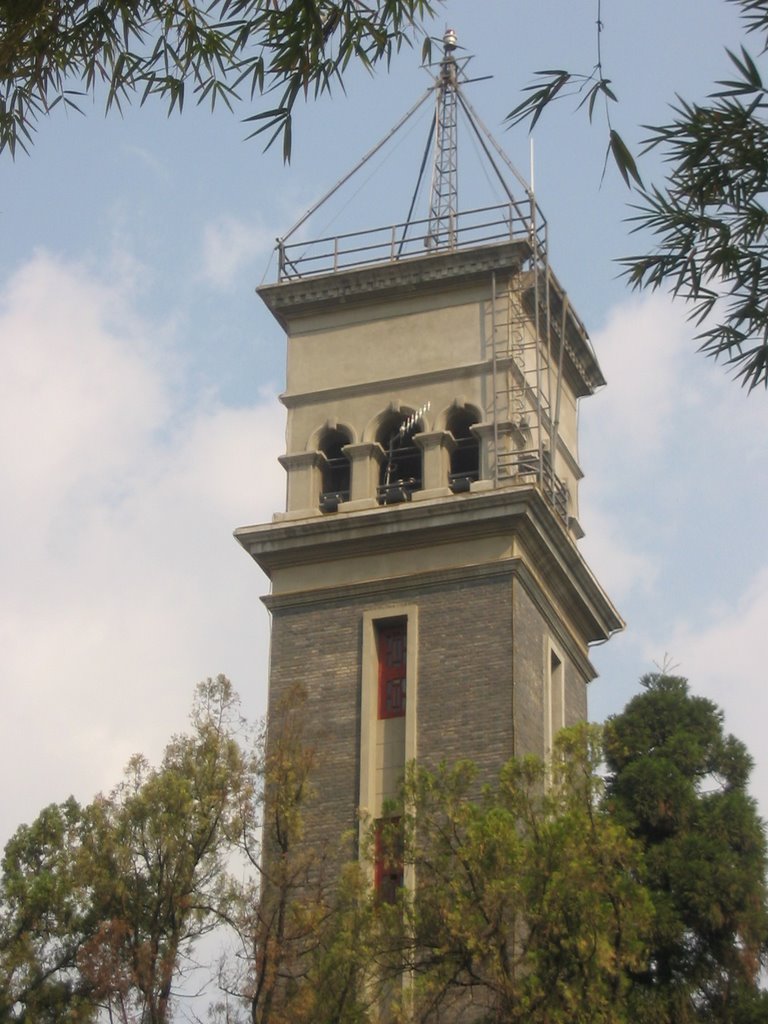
[0,796,99,1022]
[0,674,248,1023]
[380,725,653,1024]
[509,0,768,390]
[0,678,374,1024]
[3,676,766,1023]
[0,0,437,158]
[621,38,768,392]
[603,672,768,1023]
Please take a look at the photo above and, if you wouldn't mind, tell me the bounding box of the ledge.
[258,240,531,328]
[235,486,623,645]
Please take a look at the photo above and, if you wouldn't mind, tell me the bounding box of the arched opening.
[377,411,424,505]
[318,427,351,512]
[446,406,480,492]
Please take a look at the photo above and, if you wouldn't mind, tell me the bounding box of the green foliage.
[0,674,248,1023]
[622,43,768,390]
[0,0,437,158]
[386,725,653,1024]
[0,797,99,1022]
[604,673,768,1022]
[219,684,376,1024]
[2,675,766,1023]
[508,0,768,389]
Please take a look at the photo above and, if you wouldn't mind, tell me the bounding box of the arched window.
[318,427,351,512]
[377,411,424,505]
[446,406,480,492]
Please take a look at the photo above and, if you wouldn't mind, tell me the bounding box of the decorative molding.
[259,241,531,325]
[237,487,624,644]
[262,558,597,682]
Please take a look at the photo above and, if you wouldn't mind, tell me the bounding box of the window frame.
[376,619,407,720]
[545,640,565,758]
[358,605,418,892]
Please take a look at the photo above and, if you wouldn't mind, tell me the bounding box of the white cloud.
[0,252,285,846]
[665,567,768,818]
[581,291,768,601]
[198,216,276,290]
[587,292,694,459]
[579,290,768,818]
[587,290,768,466]
[576,292,690,601]
[121,144,172,182]
[0,253,167,509]
[579,504,660,605]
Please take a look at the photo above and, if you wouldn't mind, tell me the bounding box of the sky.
[2,0,768,864]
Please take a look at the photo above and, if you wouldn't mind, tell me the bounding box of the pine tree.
[604,673,768,1022]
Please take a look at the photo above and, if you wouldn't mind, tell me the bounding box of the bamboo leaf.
[506,70,572,130]
[609,129,643,188]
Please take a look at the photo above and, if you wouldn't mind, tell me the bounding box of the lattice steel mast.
[427,29,459,250]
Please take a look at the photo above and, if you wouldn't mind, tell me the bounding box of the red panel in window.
[377,622,407,719]
[374,818,404,904]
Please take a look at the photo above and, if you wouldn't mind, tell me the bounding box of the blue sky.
[2,0,768,851]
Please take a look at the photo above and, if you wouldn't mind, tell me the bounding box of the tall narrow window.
[546,646,564,757]
[374,817,404,903]
[446,405,480,491]
[377,621,407,719]
[318,426,351,512]
[551,648,564,735]
[359,607,417,885]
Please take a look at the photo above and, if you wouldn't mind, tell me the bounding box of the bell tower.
[235,32,622,860]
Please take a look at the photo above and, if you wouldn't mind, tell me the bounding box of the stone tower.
[235,35,622,868]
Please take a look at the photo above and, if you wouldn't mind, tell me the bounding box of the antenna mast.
[427,29,459,250]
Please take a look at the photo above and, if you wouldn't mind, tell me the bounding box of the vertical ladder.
[490,217,564,516]
[489,269,509,485]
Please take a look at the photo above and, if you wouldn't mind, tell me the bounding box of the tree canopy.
[390,727,653,1023]
[0,675,248,1023]
[0,0,436,159]
[1,672,765,1022]
[604,673,768,1023]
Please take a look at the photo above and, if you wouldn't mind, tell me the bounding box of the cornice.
[258,240,531,328]
[235,487,623,645]
[261,558,598,682]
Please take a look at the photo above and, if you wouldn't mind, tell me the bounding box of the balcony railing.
[505,452,569,522]
[277,201,541,281]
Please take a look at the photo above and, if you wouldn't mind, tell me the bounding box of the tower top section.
[272,28,538,284]
[252,34,611,544]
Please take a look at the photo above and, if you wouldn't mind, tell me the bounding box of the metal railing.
[503,450,569,523]
[276,201,540,281]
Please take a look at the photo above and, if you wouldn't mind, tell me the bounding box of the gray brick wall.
[565,649,588,726]
[511,578,546,758]
[266,567,586,855]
